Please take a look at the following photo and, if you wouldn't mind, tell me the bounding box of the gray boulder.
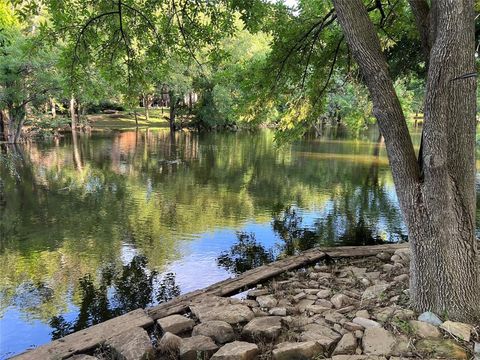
[211,341,259,360]
[192,321,235,344]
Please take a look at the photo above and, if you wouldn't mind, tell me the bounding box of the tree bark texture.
[333,0,480,322]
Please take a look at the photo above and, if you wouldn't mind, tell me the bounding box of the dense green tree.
[0,2,62,142]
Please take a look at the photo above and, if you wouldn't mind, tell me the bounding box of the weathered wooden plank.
[12,309,154,360]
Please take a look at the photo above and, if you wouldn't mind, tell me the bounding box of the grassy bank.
[88,108,171,130]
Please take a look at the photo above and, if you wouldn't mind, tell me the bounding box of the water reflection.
[217,232,275,274]
[48,256,179,340]
[0,128,410,357]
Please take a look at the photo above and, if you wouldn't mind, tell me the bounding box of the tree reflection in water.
[49,255,179,339]
[217,232,275,274]
[217,201,402,275]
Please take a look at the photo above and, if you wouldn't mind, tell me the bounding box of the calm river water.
[0,127,448,358]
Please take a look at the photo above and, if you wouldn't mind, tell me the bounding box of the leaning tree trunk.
[333,0,480,322]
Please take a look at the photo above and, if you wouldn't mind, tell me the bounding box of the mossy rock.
[416,338,468,360]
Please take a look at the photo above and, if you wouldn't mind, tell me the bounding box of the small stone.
[179,335,218,360]
[192,321,235,344]
[352,317,381,328]
[68,356,97,360]
[344,266,367,277]
[440,320,473,342]
[390,254,402,263]
[362,327,396,356]
[374,307,396,323]
[106,327,153,360]
[332,332,357,355]
[361,278,371,286]
[269,307,287,316]
[299,332,338,350]
[297,299,315,311]
[316,289,332,299]
[252,307,268,317]
[382,264,394,272]
[315,272,333,279]
[289,315,314,328]
[362,284,390,301]
[191,304,255,324]
[277,298,291,307]
[393,309,415,321]
[390,295,400,303]
[376,252,391,261]
[344,322,364,331]
[325,310,347,324]
[343,290,361,300]
[272,341,323,360]
[302,323,342,341]
[365,272,381,280]
[393,274,409,282]
[293,292,307,302]
[306,305,331,314]
[242,316,282,340]
[158,332,182,355]
[394,248,411,262]
[417,311,443,326]
[331,294,352,309]
[355,310,370,319]
[211,341,259,360]
[158,315,195,335]
[416,338,468,360]
[408,320,441,339]
[337,306,355,314]
[315,299,333,308]
[256,295,277,308]
[304,288,319,295]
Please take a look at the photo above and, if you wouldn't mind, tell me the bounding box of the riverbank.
[12,244,479,360]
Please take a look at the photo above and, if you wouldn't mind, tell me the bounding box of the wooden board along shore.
[12,243,408,360]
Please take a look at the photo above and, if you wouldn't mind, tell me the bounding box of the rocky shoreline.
[41,248,480,359]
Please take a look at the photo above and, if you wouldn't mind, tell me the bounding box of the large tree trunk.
[7,106,26,144]
[333,0,480,322]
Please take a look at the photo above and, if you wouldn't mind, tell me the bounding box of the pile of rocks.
[66,248,480,360]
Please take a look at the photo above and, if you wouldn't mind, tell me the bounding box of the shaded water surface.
[1,129,413,357]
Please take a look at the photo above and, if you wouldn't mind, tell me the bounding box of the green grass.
[88,107,170,130]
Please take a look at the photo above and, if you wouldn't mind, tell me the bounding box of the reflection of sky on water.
[165,222,282,293]
[1,303,79,360]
